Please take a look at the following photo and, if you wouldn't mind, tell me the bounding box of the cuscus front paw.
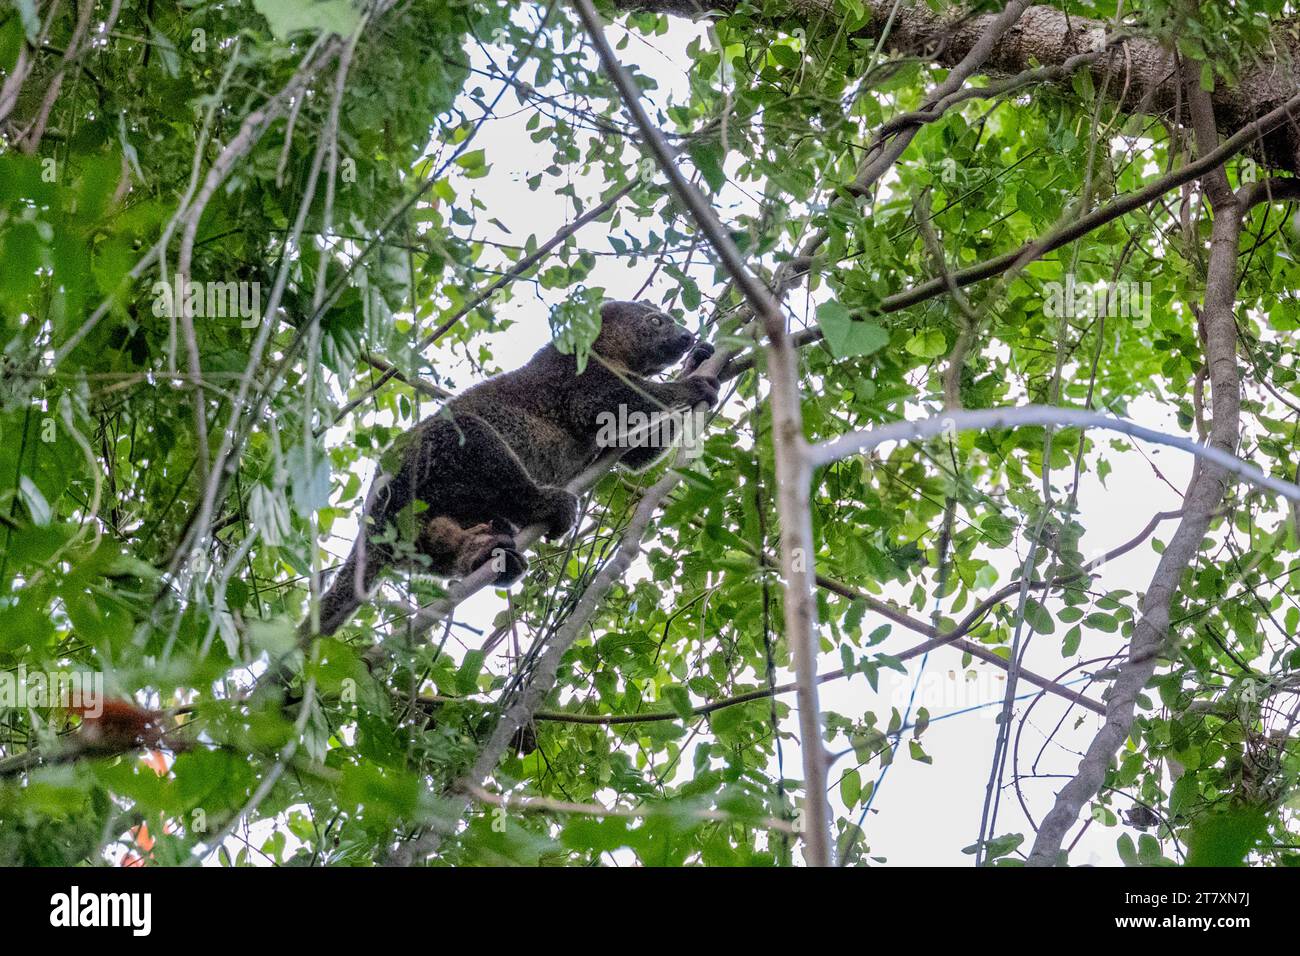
[683,341,715,374]
[685,374,720,409]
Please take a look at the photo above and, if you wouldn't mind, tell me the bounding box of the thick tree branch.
[571,0,832,866]
[387,466,682,865]
[1025,74,1248,865]
[616,0,1300,173]
[812,405,1300,504]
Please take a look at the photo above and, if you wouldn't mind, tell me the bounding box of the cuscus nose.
[672,326,694,350]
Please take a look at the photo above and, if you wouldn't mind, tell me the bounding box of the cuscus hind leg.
[419,515,527,585]
[405,414,579,541]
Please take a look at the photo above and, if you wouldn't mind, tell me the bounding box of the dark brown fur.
[314,300,718,635]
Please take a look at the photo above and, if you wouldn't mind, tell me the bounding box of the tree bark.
[615,0,1300,173]
[574,0,834,866]
[1024,68,1246,866]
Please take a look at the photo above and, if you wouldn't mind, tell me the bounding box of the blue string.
[852,673,1092,832]
[853,650,929,832]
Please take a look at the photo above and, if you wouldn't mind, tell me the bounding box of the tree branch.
[1025,74,1248,865]
[615,0,1300,173]
[570,0,832,866]
[387,466,682,865]
[812,405,1299,504]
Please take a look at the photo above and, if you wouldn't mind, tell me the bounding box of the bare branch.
[812,405,1300,504]
[1025,73,1249,865]
[388,466,682,865]
[570,0,832,865]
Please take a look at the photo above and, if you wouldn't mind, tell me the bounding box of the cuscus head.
[593,300,697,374]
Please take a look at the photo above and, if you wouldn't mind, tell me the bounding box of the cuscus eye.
[650,315,663,327]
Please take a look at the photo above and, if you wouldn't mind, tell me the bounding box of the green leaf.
[1186,807,1267,866]
[905,328,947,358]
[1117,833,1139,866]
[1085,612,1118,633]
[816,301,889,358]
[662,685,694,719]
[455,650,487,695]
[1062,623,1081,656]
[1023,598,1055,635]
[840,769,862,808]
[687,142,726,192]
[252,0,361,39]
[18,475,51,526]
[254,0,361,40]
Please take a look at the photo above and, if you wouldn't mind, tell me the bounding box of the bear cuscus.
[313,300,719,636]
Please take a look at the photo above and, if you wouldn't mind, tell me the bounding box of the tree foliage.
[2,0,1300,866]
